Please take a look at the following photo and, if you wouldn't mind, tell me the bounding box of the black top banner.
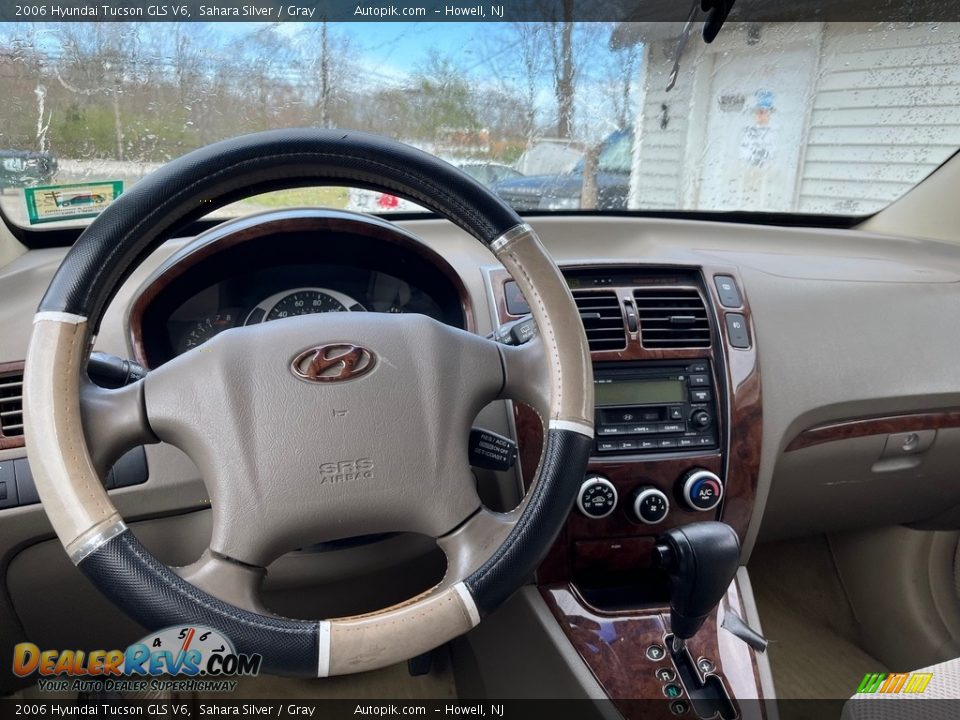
[0,0,958,23]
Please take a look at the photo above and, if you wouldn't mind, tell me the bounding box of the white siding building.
[623,22,960,214]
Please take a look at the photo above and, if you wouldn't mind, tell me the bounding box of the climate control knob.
[577,475,618,519]
[632,487,670,525]
[681,469,724,511]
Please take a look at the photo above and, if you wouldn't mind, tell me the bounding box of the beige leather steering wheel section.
[23,129,593,677]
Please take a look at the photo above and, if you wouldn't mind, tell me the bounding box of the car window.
[0,20,958,227]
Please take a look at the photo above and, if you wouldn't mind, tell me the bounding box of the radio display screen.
[594,379,686,406]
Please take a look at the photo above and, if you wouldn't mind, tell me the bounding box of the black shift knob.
[655,521,741,641]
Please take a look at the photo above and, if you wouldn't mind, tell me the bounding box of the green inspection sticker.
[24,180,123,224]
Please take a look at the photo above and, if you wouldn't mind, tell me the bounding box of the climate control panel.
[576,469,723,522]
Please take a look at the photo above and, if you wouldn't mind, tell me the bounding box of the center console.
[487,263,765,717]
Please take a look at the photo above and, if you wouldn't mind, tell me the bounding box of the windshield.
[1,20,958,228]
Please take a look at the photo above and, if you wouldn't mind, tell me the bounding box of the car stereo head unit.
[593,361,719,454]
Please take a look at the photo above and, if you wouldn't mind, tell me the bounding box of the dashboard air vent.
[634,288,711,348]
[572,290,626,352]
[0,371,24,438]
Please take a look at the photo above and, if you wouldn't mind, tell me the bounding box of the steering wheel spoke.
[176,550,271,616]
[79,378,157,479]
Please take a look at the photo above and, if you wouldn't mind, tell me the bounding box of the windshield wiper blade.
[666,0,736,92]
[666,2,700,92]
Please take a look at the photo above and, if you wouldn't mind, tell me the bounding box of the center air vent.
[572,290,626,352]
[634,288,711,348]
[0,371,24,438]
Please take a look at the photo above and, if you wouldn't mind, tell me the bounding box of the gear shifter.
[655,521,741,646]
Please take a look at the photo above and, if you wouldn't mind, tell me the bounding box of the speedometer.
[245,287,365,325]
[267,290,345,320]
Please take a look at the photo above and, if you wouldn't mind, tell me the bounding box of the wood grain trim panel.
[128,211,475,368]
[498,264,762,584]
[540,583,765,715]
[785,409,960,452]
[0,360,25,451]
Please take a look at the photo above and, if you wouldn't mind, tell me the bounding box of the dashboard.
[3,211,960,699]
[129,210,470,367]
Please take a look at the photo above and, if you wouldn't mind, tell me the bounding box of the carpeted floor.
[750,537,887,700]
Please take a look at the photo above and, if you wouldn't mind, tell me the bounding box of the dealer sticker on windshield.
[23,180,123,224]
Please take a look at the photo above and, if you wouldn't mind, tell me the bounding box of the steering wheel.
[23,130,594,677]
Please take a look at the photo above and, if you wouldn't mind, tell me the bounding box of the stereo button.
[661,422,686,433]
[668,406,684,420]
[691,389,712,402]
[689,374,710,387]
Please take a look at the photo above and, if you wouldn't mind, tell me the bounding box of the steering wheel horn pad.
[23,129,594,677]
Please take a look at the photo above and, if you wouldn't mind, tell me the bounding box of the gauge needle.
[176,627,196,669]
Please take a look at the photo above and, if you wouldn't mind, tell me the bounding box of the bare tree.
[544,0,576,138]
[301,22,354,128]
[483,23,547,144]
[55,22,147,160]
[607,35,642,130]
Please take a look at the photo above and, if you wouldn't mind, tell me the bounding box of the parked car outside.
[492,128,633,211]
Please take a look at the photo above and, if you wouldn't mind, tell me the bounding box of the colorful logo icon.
[856,672,933,694]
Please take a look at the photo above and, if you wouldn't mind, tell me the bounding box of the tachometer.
[245,287,365,325]
[179,313,236,352]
